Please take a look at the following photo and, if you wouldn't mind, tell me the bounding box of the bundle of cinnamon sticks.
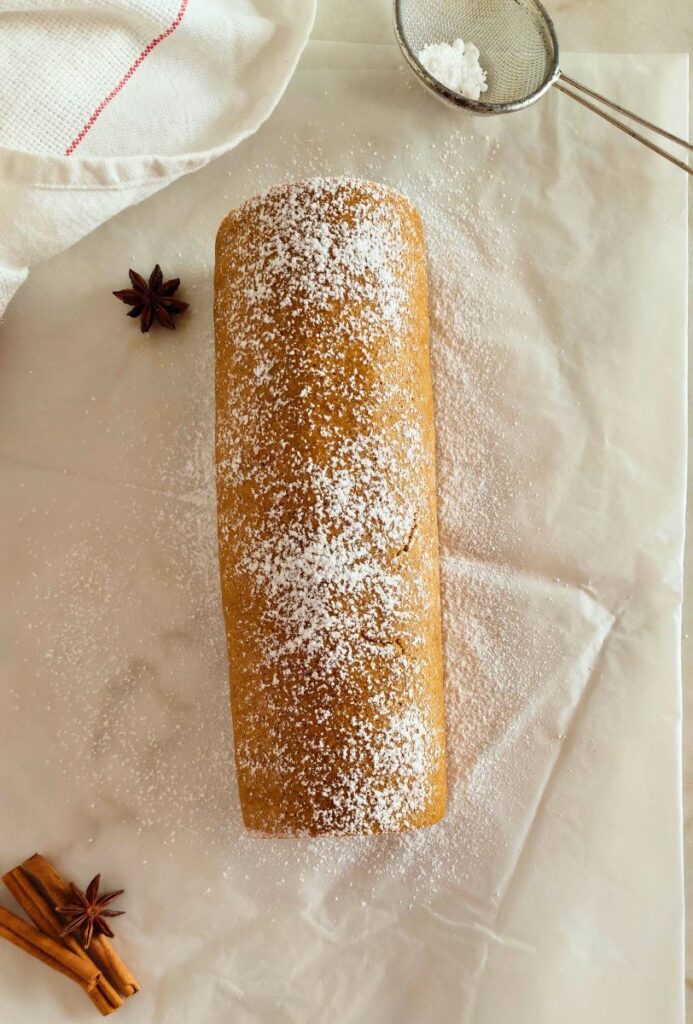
[0,854,139,1016]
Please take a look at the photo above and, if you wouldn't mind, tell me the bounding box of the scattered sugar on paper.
[19,127,585,903]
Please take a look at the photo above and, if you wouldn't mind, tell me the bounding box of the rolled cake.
[214,177,446,836]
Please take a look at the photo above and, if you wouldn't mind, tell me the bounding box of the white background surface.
[0,2,690,1022]
[534,2,693,1014]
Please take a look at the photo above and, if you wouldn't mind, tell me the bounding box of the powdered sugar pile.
[417,39,488,101]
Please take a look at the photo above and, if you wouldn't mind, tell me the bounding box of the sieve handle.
[555,73,692,176]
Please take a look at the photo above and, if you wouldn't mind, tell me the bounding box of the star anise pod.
[55,874,126,950]
[113,264,189,333]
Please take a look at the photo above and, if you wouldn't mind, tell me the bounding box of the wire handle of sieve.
[554,73,691,176]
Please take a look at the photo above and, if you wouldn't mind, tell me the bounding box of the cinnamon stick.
[21,854,140,999]
[3,866,124,1015]
[0,905,101,990]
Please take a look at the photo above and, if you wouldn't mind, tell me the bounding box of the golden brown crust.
[214,177,446,836]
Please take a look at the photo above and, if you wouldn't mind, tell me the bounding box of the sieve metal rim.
[393,0,561,115]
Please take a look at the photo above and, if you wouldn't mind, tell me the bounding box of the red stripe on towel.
[65,0,189,156]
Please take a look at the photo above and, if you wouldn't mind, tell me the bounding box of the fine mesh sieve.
[394,0,692,174]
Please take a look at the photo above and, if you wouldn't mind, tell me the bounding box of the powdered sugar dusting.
[237,435,417,670]
[8,120,607,907]
[215,178,445,835]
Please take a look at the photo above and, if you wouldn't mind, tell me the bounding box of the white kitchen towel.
[0,0,316,315]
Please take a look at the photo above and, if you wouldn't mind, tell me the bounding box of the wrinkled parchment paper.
[0,47,687,1024]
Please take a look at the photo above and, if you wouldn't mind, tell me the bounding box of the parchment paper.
[0,46,687,1024]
